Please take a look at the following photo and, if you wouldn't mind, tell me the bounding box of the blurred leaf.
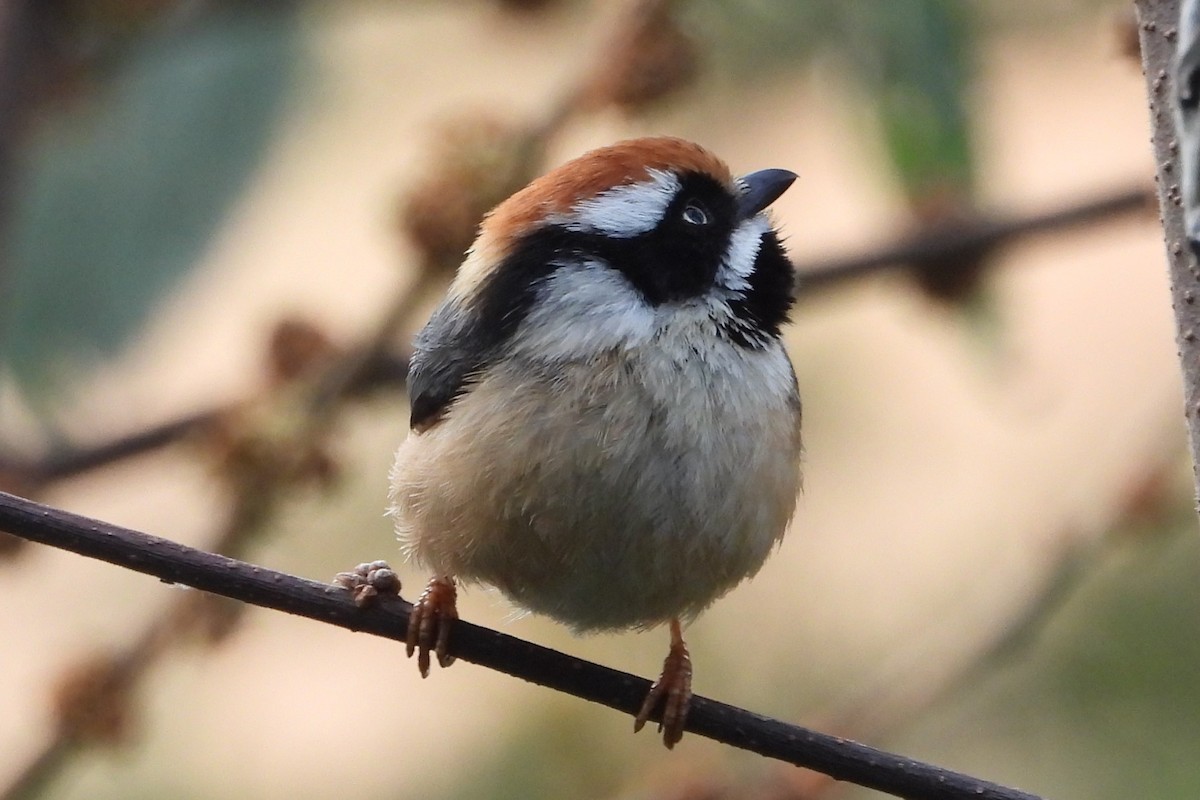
[692,0,976,203]
[891,514,1200,800]
[846,0,975,202]
[456,706,636,800]
[687,0,837,72]
[0,7,300,410]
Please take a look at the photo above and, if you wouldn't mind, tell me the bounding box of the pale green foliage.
[0,9,299,409]
[694,0,975,200]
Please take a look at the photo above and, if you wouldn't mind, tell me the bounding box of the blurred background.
[0,1,1194,798]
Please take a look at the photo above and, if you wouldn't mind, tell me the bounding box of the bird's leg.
[406,575,458,677]
[634,617,692,749]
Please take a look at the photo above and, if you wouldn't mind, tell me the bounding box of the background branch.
[0,348,410,490]
[795,186,1152,293]
[0,184,1154,493]
[0,490,1042,800]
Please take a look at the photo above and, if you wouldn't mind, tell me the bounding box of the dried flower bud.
[907,189,991,306]
[1117,462,1180,531]
[399,117,538,273]
[266,316,339,386]
[579,0,699,113]
[0,465,40,499]
[1113,8,1142,63]
[911,252,989,306]
[51,652,135,745]
[0,469,34,558]
[0,530,25,557]
[202,402,340,500]
[182,593,247,647]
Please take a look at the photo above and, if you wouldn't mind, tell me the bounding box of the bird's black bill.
[736,168,798,220]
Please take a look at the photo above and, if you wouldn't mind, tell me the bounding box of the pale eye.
[681,203,710,226]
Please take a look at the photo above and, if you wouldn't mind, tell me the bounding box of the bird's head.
[436,136,797,372]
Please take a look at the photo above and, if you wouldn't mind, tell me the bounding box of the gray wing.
[407,237,560,429]
[407,297,498,431]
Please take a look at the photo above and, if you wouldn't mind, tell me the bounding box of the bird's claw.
[406,576,458,677]
[634,623,692,749]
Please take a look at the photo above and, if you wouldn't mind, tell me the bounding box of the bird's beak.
[736,168,798,220]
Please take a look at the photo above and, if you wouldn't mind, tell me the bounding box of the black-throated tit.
[389,137,802,747]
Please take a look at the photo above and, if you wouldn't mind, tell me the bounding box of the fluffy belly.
[390,351,801,631]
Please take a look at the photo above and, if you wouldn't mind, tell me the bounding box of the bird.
[388,136,802,748]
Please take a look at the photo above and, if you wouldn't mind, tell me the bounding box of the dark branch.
[0,490,1043,800]
[0,350,410,486]
[1,411,219,485]
[794,186,1153,294]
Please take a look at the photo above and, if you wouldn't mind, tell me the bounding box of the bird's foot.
[406,576,458,677]
[634,618,692,749]
[333,560,401,607]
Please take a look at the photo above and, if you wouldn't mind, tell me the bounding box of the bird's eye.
[681,203,710,226]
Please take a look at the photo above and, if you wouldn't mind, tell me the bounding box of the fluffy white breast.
[390,330,800,631]
[392,260,801,631]
[391,204,801,630]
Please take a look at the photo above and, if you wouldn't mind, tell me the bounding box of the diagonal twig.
[0,349,410,490]
[0,490,1044,800]
[795,186,1153,293]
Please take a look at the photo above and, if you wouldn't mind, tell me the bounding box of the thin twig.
[795,186,1153,293]
[0,410,219,486]
[0,350,409,489]
[303,271,436,416]
[0,490,1044,800]
[0,741,71,800]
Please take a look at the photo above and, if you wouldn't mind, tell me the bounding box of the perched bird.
[389,136,802,748]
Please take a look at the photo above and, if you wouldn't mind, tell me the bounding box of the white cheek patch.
[716,214,770,293]
[555,169,681,238]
